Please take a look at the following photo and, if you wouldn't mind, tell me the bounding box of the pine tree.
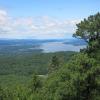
[73,12,100,53]
[49,56,60,73]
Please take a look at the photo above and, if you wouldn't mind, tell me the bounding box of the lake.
[0,39,87,54]
[41,42,86,53]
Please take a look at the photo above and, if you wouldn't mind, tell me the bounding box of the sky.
[0,0,100,39]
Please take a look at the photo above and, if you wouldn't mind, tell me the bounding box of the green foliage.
[0,51,76,100]
[29,74,42,92]
[41,53,100,100]
[74,12,100,52]
[48,56,60,73]
[0,51,74,75]
[0,51,75,87]
[0,52,99,100]
[75,12,100,42]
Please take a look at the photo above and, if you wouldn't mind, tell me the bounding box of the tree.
[0,86,4,100]
[73,12,100,52]
[48,55,60,73]
[30,74,42,92]
[42,53,100,100]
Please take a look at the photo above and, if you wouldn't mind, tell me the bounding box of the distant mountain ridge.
[0,38,86,45]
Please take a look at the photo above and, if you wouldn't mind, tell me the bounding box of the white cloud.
[0,9,81,39]
[0,10,7,26]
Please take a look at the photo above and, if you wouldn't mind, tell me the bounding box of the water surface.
[41,42,86,53]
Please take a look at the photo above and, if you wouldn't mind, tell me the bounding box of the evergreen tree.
[49,55,60,73]
[30,74,42,92]
[73,12,100,52]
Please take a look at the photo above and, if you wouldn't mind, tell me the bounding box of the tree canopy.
[74,12,100,43]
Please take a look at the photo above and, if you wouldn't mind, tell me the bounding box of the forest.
[0,51,75,87]
[0,13,100,100]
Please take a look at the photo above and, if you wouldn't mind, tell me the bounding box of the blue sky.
[0,0,100,39]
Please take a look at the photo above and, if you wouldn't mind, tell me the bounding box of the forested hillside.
[0,51,75,87]
[0,13,100,100]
